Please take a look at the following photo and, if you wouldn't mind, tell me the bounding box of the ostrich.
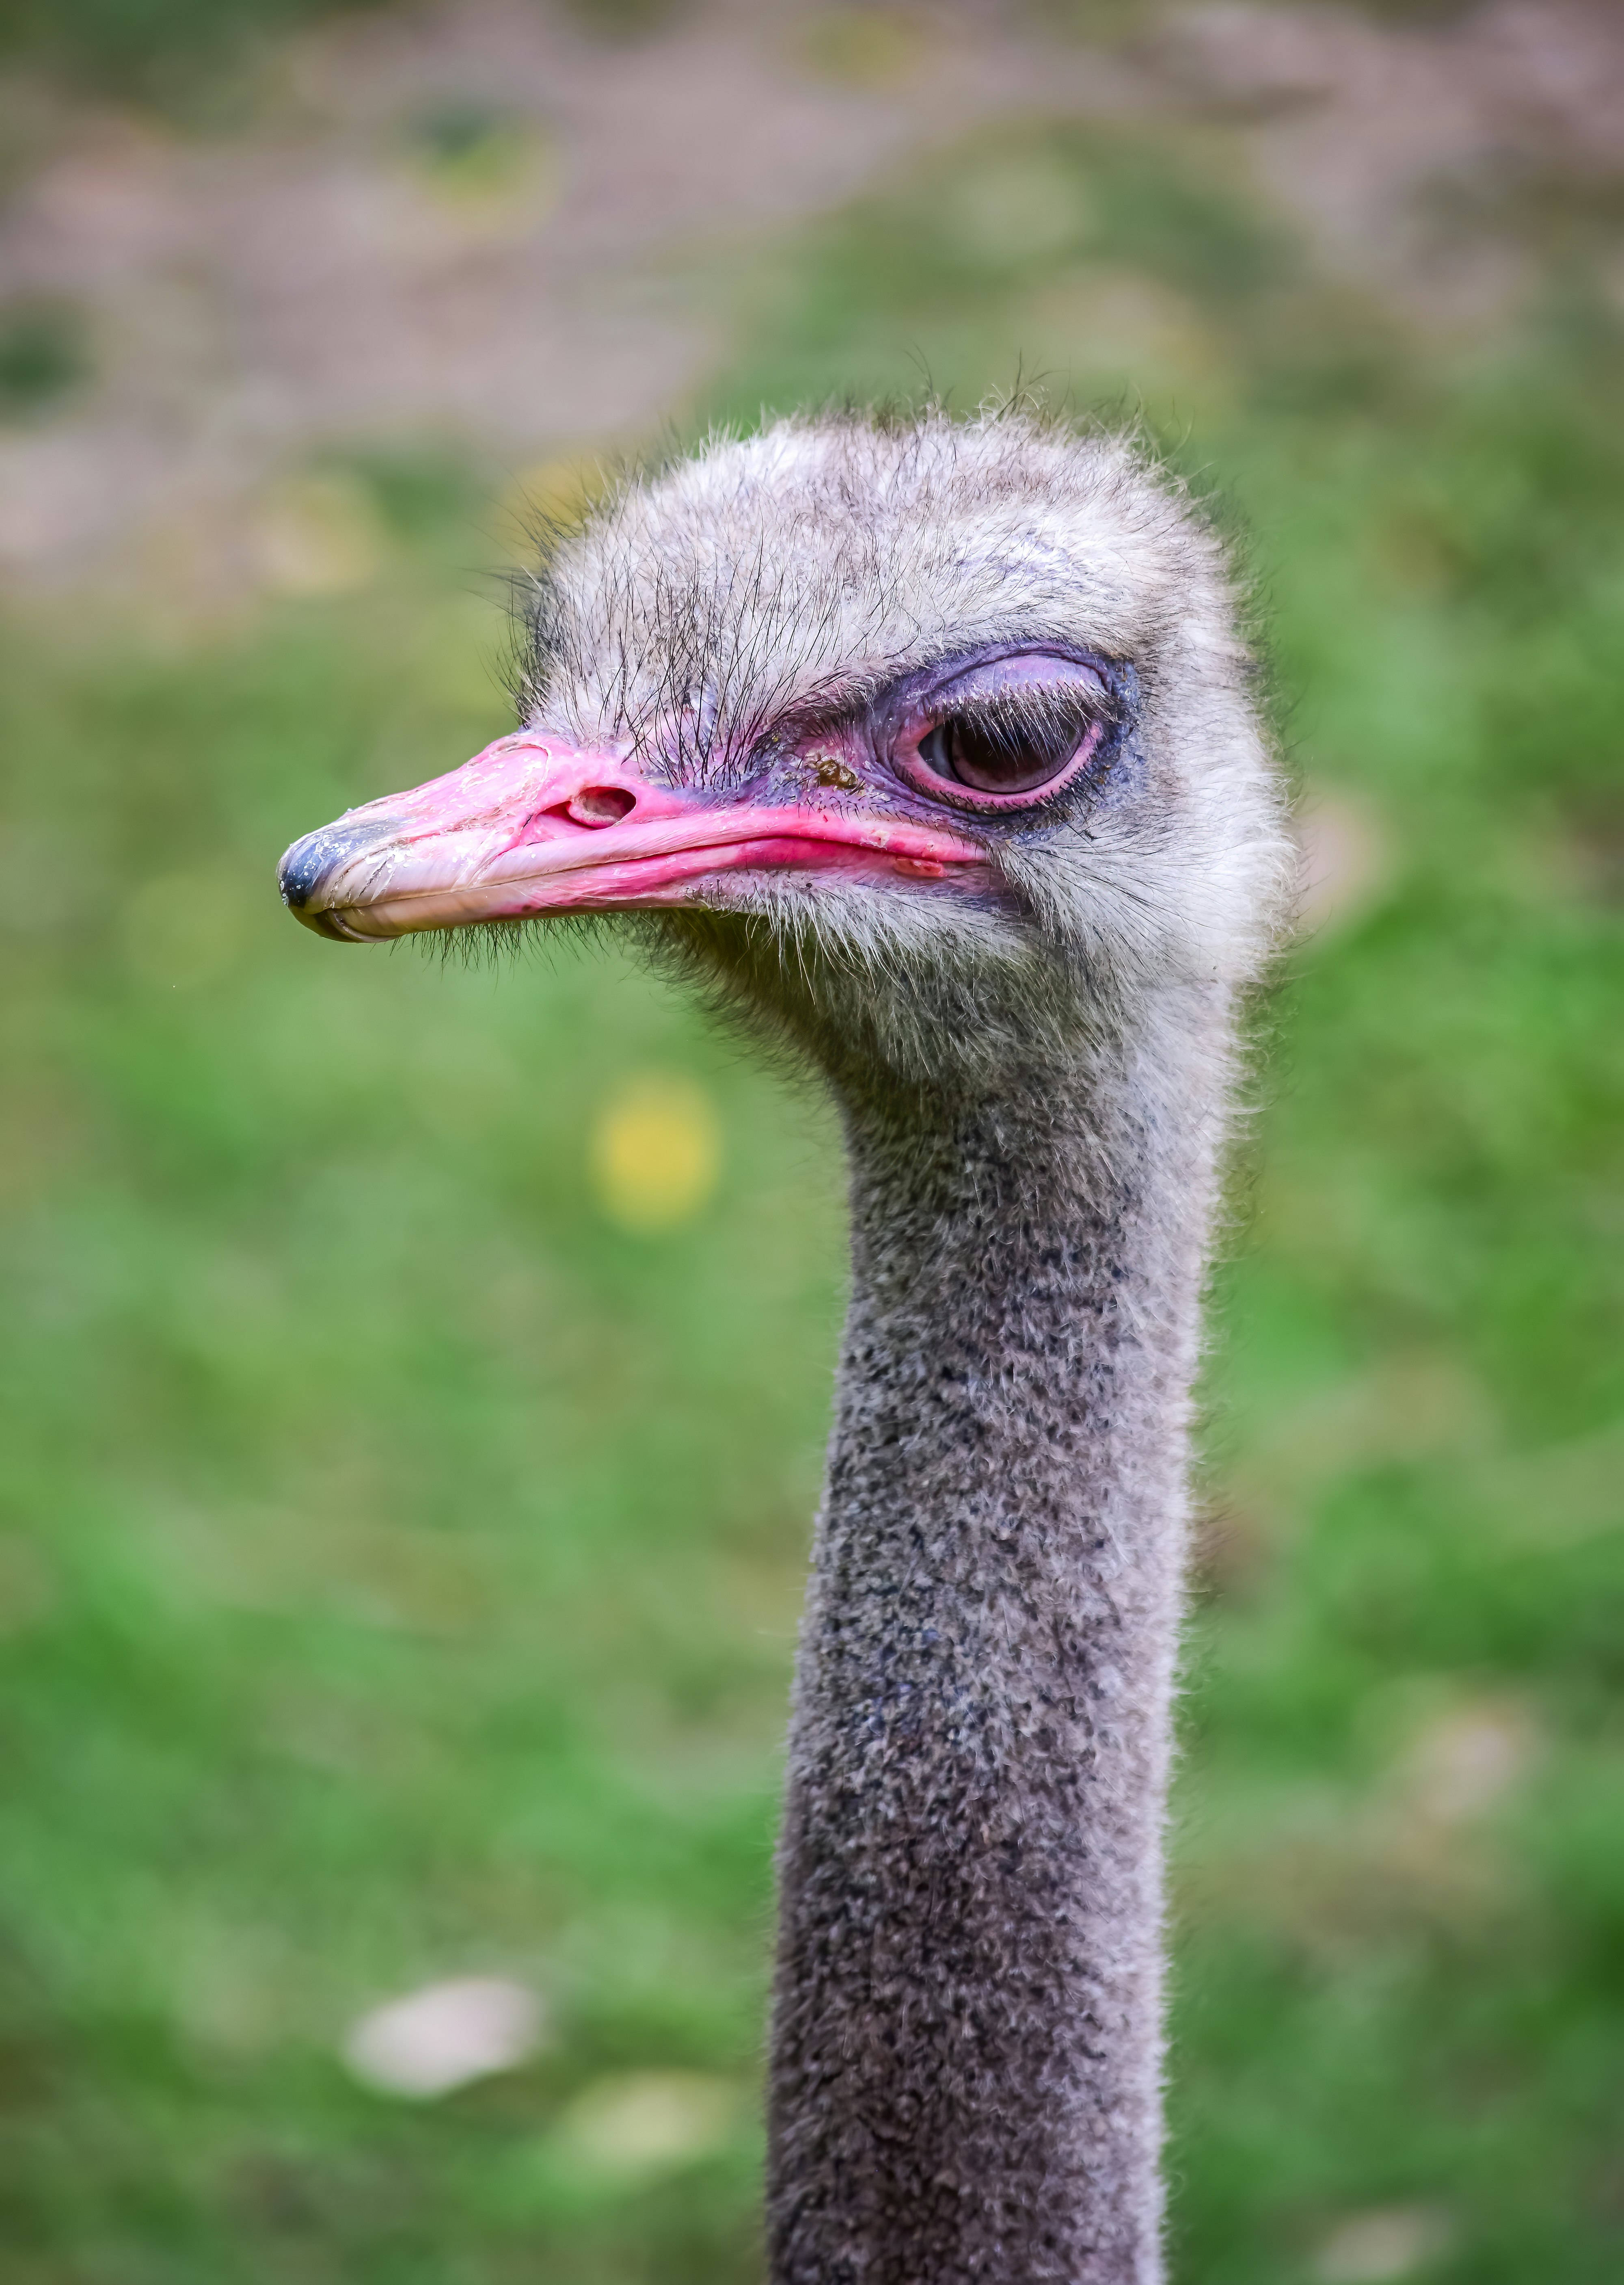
[279,409,1287,2285]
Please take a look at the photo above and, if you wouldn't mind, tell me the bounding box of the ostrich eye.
[917,711,1080,796]
[895,655,1115,809]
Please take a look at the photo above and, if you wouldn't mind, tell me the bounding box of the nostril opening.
[565,787,636,828]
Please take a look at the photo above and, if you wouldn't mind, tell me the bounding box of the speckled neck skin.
[768,989,1225,2285]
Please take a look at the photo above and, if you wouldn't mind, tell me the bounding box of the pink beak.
[280,731,992,942]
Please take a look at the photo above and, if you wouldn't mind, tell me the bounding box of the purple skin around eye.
[891,653,1111,809]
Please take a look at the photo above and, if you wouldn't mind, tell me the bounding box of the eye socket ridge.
[903,666,1114,803]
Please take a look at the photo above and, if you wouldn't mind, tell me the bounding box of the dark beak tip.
[278,832,330,912]
[277,814,400,927]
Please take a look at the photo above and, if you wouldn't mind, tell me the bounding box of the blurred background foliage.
[1,3,1622,2283]
[0,0,1502,101]
[0,0,687,100]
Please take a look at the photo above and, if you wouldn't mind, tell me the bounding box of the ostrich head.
[281,411,1285,1103]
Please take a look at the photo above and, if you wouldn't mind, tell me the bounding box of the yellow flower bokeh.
[590,1074,722,1234]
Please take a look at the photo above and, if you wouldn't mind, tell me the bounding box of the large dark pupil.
[937,712,1076,793]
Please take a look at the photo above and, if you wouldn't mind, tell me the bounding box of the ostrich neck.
[768,999,1224,2285]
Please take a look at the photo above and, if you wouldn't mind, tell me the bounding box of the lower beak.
[279,733,991,942]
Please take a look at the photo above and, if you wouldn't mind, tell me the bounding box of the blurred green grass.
[3,98,1623,2285]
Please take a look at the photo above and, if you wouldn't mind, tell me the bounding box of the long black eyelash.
[736,670,1118,785]
[921,679,1115,758]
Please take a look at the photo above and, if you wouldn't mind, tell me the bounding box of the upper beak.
[279,732,991,942]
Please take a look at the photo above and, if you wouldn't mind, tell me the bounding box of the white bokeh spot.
[342,1976,545,2099]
